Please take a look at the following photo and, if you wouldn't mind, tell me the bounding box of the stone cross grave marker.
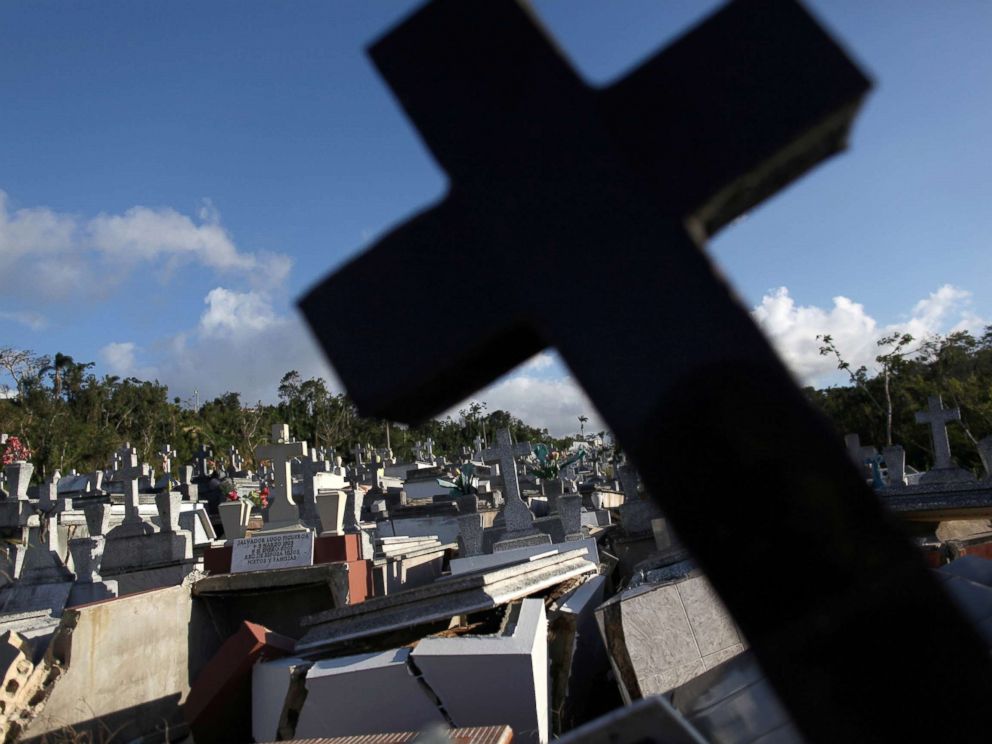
[228,445,245,473]
[194,444,213,478]
[424,437,435,461]
[915,395,960,470]
[158,444,177,477]
[473,435,484,457]
[255,424,308,532]
[297,0,992,736]
[481,428,534,534]
[412,440,425,462]
[117,457,150,528]
[351,443,364,466]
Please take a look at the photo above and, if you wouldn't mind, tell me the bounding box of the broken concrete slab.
[596,573,745,701]
[184,620,297,744]
[252,656,311,744]
[412,598,549,744]
[670,651,801,744]
[297,548,596,652]
[448,537,599,576]
[294,647,446,738]
[556,694,705,744]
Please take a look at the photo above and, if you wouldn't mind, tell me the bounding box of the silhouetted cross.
[300,0,992,737]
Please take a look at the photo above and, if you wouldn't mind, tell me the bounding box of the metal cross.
[299,0,992,736]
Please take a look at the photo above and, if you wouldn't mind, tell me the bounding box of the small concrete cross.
[424,437,435,461]
[915,396,960,470]
[255,424,308,531]
[480,428,531,507]
[412,441,425,462]
[351,442,364,466]
[158,444,177,477]
[228,445,244,472]
[194,444,213,478]
[473,435,484,456]
[117,460,151,526]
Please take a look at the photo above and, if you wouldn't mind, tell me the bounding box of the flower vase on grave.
[3,461,33,500]
[219,499,252,540]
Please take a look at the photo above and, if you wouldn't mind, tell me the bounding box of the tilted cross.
[915,395,960,470]
[480,428,531,507]
[117,460,151,526]
[298,0,992,736]
[255,424,308,531]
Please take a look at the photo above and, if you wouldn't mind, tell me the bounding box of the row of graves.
[4,412,992,742]
[844,395,992,564]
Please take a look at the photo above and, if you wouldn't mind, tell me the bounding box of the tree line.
[0,351,575,483]
[3,326,991,484]
[806,327,992,475]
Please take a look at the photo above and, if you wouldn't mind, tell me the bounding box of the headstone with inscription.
[231,530,314,573]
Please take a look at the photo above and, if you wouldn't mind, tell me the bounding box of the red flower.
[226,489,239,501]
[260,486,270,497]
[2,436,32,465]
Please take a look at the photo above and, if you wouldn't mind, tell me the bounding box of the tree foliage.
[0,351,572,483]
[808,327,992,475]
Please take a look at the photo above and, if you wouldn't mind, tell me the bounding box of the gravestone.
[844,433,877,482]
[297,0,992,737]
[483,429,550,551]
[915,396,975,483]
[979,437,992,481]
[231,530,314,573]
[255,425,308,533]
[882,445,907,488]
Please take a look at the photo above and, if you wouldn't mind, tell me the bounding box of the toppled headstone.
[597,573,745,701]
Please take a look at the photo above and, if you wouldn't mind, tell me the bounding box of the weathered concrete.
[24,582,220,743]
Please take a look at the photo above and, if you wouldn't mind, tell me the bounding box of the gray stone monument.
[482,428,549,551]
[915,396,974,483]
[255,424,308,533]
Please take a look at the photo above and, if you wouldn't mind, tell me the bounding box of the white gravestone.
[255,424,308,532]
[231,530,314,573]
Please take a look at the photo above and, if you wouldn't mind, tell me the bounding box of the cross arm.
[299,198,547,422]
[598,0,871,237]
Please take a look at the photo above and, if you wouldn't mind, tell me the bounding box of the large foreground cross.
[300,0,992,737]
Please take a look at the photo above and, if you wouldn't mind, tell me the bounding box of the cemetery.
[3,0,992,742]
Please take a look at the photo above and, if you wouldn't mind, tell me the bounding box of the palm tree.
[578,415,588,439]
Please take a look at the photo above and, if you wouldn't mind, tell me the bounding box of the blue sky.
[2,1,990,435]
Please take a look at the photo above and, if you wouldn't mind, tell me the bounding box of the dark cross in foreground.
[300,0,992,738]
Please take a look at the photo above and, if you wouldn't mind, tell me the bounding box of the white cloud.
[111,287,336,405]
[752,284,988,387]
[100,341,139,376]
[0,310,47,331]
[0,190,291,302]
[450,350,604,438]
